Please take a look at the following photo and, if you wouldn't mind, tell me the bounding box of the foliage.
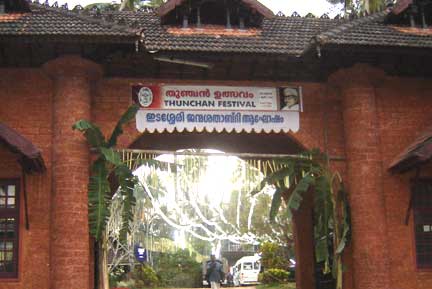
[258,269,291,284]
[115,279,137,289]
[132,264,160,288]
[137,150,274,247]
[109,265,129,288]
[250,149,351,289]
[256,283,296,289]
[86,0,166,11]
[84,2,120,10]
[223,161,294,246]
[326,0,385,14]
[259,242,290,271]
[153,249,202,288]
[73,105,140,241]
[144,0,166,7]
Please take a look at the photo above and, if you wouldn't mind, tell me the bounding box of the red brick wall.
[376,77,432,289]
[0,62,431,289]
[0,69,52,289]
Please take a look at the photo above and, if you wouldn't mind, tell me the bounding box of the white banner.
[136,110,299,134]
[161,85,278,111]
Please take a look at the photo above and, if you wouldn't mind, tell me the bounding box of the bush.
[259,268,291,284]
[132,264,159,288]
[154,249,202,287]
[109,265,130,288]
[259,242,291,271]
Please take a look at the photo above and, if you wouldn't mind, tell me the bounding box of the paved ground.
[194,287,256,289]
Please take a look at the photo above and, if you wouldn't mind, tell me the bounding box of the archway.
[128,131,316,289]
[129,131,305,155]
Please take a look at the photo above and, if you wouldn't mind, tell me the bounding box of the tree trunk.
[364,0,370,13]
[99,233,110,289]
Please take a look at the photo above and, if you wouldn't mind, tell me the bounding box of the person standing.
[206,254,224,289]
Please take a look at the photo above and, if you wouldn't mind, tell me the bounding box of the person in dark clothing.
[205,255,224,289]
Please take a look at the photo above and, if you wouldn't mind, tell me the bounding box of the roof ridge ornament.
[73,4,83,12]
[43,0,49,6]
[291,11,300,17]
[61,3,68,10]
[31,1,137,33]
[305,12,316,18]
[276,11,285,17]
[139,6,155,13]
[320,13,330,19]
[92,7,102,18]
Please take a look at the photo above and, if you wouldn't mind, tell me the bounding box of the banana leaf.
[269,187,283,222]
[72,120,106,148]
[249,150,351,288]
[88,158,111,239]
[251,166,294,195]
[115,164,137,241]
[107,104,139,147]
[314,175,332,265]
[100,147,122,166]
[286,174,315,214]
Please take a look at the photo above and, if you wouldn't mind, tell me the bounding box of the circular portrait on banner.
[280,87,301,111]
[138,87,153,108]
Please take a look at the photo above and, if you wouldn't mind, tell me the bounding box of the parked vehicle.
[232,255,261,286]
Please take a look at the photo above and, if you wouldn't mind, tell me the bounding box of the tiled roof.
[1,2,432,54]
[0,2,137,40]
[106,10,341,55]
[315,9,432,49]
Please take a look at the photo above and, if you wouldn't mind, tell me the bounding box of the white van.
[233,255,261,286]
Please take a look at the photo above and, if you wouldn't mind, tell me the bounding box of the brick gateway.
[1,1,432,289]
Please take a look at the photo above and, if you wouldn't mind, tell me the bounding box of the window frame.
[0,179,20,279]
[412,178,432,270]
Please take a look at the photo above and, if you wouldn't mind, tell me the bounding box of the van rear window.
[243,262,253,270]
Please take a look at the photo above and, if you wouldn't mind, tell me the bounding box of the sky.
[47,0,343,17]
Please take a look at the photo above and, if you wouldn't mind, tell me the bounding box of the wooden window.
[413,180,432,269]
[0,179,19,278]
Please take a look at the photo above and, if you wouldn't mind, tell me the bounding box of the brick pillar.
[292,190,315,289]
[330,64,390,289]
[43,56,102,289]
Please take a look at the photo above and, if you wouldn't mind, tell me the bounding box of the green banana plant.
[73,104,178,289]
[72,104,140,241]
[250,149,351,289]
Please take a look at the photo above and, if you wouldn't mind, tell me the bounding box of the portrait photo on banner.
[279,86,303,112]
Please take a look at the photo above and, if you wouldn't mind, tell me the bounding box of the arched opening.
[125,131,316,289]
[129,131,305,154]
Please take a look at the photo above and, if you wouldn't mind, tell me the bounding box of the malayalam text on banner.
[133,84,302,134]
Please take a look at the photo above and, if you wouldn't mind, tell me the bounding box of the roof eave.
[389,135,432,174]
[0,123,46,174]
